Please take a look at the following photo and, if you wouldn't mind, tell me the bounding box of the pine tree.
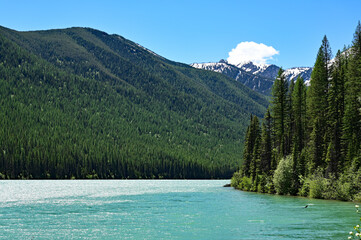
[292,77,307,156]
[326,50,346,176]
[343,21,361,169]
[242,115,261,177]
[242,124,253,177]
[251,133,261,181]
[285,79,295,156]
[272,68,288,157]
[260,109,272,175]
[307,35,332,171]
[291,77,307,191]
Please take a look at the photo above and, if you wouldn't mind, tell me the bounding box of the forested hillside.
[0,26,268,179]
[232,22,361,201]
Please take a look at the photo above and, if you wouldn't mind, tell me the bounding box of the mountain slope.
[0,26,268,179]
[191,60,312,95]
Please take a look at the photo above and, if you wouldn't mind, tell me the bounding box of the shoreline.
[231,185,361,204]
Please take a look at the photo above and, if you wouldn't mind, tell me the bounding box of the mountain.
[236,61,312,83]
[0,26,268,179]
[191,61,275,95]
[191,60,312,95]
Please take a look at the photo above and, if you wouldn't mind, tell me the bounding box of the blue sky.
[0,0,360,68]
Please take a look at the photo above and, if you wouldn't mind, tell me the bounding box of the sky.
[0,0,361,68]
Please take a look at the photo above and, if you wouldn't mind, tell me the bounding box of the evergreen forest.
[0,26,268,179]
[232,22,361,201]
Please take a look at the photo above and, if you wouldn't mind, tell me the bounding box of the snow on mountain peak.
[190,60,313,95]
[236,61,270,75]
[190,62,234,74]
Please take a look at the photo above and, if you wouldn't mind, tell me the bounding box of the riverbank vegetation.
[232,22,361,201]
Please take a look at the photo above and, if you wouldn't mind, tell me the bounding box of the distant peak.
[219,59,228,64]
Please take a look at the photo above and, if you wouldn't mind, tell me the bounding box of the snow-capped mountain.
[284,67,313,85]
[191,60,312,95]
[236,61,280,80]
[236,61,312,82]
[191,60,275,95]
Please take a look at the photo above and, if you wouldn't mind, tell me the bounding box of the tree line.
[232,22,361,201]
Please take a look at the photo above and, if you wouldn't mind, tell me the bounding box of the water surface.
[0,180,357,239]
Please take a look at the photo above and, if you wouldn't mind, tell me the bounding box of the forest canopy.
[0,26,268,179]
[232,22,361,201]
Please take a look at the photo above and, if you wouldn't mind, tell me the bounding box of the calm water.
[0,180,357,239]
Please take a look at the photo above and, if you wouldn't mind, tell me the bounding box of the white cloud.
[227,41,279,66]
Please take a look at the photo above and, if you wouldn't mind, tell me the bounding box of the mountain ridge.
[191,60,312,95]
[0,25,268,179]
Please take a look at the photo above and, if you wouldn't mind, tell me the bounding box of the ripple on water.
[0,180,357,240]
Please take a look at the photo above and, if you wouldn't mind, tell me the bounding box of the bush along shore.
[232,22,361,202]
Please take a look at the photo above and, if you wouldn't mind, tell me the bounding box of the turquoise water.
[0,180,357,239]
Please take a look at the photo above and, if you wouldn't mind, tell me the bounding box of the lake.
[0,180,357,239]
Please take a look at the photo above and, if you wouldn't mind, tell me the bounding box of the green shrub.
[273,155,293,195]
[303,170,358,201]
[298,176,310,197]
[257,175,268,193]
[231,172,259,192]
[353,192,361,203]
[239,176,252,191]
[231,171,242,188]
[333,173,353,201]
[336,181,352,201]
[309,169,327,199]
[335,168,361,201]
[322,177,337,200]
[350,169,361,199]
[267,178,276,194]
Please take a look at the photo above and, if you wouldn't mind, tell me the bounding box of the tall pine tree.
[308,35,332,171]
[326,50,346,176]
[343,21,361,170]
[242,115,261,177]
[272,68,288,157]
[285,79,295,156]
[292,77,307,179]
[292,77,307,155]
[260,109,273,175]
